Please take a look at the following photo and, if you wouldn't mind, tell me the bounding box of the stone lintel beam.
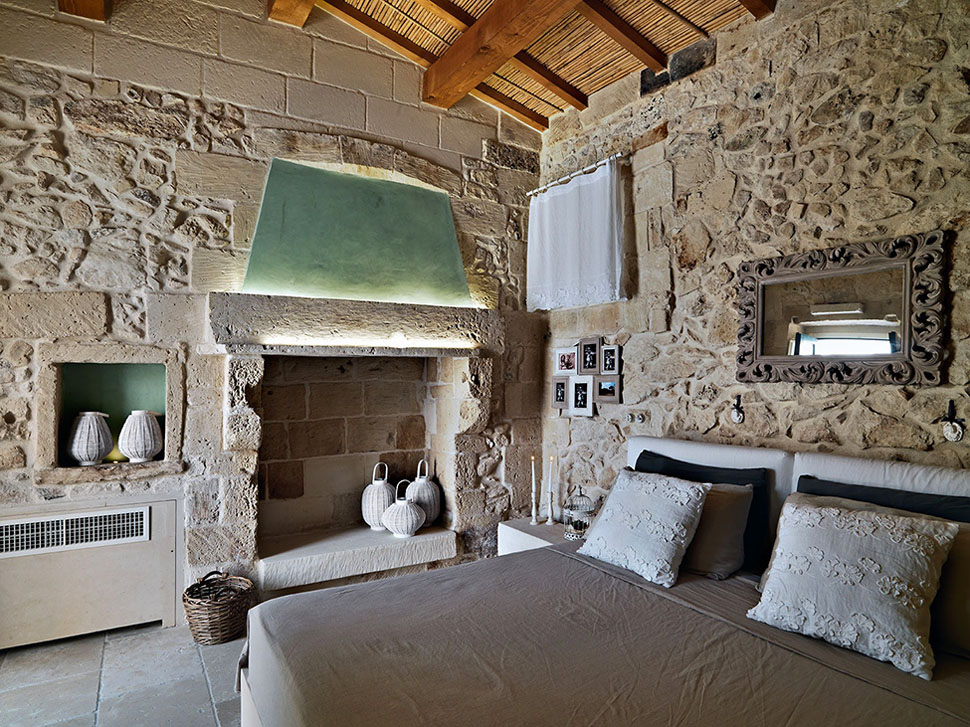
[206,293,505,357]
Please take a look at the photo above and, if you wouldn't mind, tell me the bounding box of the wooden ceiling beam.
[411,0,587,109]
[57,0,109,21]
[576,0,666,72]
[507,55,586,110]
[315,0,548,130]
[421,0,583,109]
[268,0,317,27]
[737,0,775,20]
[646,0,708,38]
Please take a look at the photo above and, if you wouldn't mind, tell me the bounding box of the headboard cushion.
[625,436,795,525]
[792,452,970,498]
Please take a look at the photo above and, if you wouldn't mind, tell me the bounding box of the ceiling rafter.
[57,0,109,21]
[575,0,666,73]
[645,0,708,38]
[410,0,588,109]
[315,0,549,130]
[268,0,317,26]
[737,0,775,20]
[421,0,584,110]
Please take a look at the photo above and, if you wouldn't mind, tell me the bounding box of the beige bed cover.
[242,543,970,726]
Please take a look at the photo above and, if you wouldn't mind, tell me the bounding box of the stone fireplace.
[209,291,507,592]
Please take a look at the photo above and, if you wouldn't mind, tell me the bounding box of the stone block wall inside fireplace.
[257,356,429,537]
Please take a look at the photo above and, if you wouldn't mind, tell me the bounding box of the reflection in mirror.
[761,267,905,358]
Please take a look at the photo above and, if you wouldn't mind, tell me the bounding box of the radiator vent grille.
[0,507,150,558]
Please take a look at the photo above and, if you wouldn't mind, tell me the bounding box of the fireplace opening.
[257,355,430,538]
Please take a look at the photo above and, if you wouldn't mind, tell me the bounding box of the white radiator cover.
[0,506,150,558]
[0,500,178,649]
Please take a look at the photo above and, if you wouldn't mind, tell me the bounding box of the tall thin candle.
[530,455,538,525]
[547,455,556,525]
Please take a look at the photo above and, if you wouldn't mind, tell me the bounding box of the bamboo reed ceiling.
[312,0,756,128]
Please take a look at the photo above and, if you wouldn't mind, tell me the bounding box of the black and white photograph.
[578,337,600,375]
[551,377,568,410]
[554,346,578,375]
[600,344,620,374]
[593,375,620,403]
[568,375,594,416]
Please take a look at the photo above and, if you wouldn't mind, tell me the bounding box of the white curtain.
[526,158,624,311]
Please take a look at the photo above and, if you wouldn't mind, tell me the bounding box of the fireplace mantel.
[203,293,504,358]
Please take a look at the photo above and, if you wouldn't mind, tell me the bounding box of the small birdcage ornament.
[563,485,595,541]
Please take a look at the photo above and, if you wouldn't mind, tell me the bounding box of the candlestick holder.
[546,456,556,526]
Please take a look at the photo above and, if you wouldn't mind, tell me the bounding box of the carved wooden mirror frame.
[736,229,946,386]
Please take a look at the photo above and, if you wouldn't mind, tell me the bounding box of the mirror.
[736,230,946,386]
[761,267,904,358]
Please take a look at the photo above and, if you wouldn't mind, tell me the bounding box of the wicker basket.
[182,571,255,645]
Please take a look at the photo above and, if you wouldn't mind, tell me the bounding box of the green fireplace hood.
[242,159,473,307]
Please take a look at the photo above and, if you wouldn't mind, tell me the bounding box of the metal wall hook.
[731,395,745,424]
[934,399,965,442]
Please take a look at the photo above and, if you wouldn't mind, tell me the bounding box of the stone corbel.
[222,355,264,453]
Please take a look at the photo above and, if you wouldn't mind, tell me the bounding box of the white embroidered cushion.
[747,493,958,680]
[578,469,710,588]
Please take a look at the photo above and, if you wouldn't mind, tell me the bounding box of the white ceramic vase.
[381,480,425,538]
[69,412,112,466]
[362,462,394,531]
[118,410,163,463]
[405,459,440,527]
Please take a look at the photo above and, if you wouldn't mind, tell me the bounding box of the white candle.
[547,455,556,525]
[530,455,538,525]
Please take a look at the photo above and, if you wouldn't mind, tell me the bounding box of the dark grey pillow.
[797,475,970,524]
[635,450,772,571]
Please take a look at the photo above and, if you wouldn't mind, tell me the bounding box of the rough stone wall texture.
[541,0,970,508]
[257,355,429,537]
[0,0,542,583]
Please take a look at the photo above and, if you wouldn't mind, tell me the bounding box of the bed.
[239,437,970,726]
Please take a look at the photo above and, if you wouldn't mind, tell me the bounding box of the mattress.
[242,543,970,726]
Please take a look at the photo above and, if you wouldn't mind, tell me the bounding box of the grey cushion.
[635,449,772,571]
[683,483,753,580]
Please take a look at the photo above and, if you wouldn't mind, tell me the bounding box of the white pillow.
[578,469,710,587]
[748,493,958,680]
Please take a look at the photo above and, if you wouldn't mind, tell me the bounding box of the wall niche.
[35,343,186,485]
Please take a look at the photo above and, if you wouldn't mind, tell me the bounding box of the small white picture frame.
[554,346,578,375]
[568,375,594,417]
[600,344,620,374]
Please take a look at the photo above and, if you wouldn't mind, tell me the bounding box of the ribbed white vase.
[118,410,163,463]
[381,480,425,538]
[362,462,394,531]
[405,459,440,527]
[69,412,112,466]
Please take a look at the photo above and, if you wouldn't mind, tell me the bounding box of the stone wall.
[0,0,542,584]
[257,355,428,537]
[541,0,970,507]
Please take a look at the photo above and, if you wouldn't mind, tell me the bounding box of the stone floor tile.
[97,675,217,727]
[103,620,166,641]
[48,715,96,727]
[199,636,246,704]
[215,697,241,727]
[0,634,104,692]
[0,671,99,727]
[100,625,203,700]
